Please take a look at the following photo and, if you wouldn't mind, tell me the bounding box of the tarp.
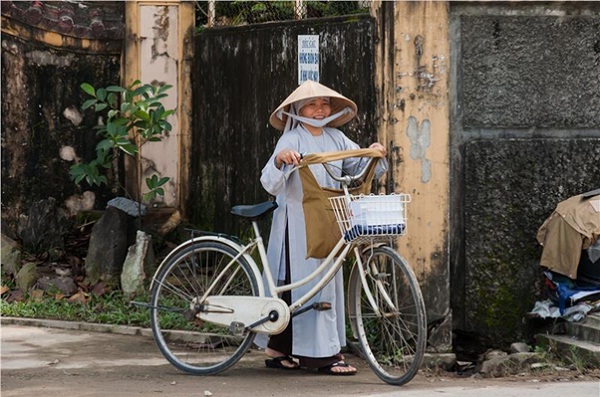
[537,192,600,279]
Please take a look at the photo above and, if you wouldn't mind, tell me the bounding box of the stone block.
[85,206,132,285]
[121,230,155,297]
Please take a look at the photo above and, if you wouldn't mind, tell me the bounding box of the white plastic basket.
[329,193,411,244]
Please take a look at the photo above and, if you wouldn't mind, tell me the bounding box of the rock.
[479,351,543,378]
[16,263,39,292]
[510,342,530,353]
[18,198,69,254]
[55,267,72,277]
[121,231,155,297]
[36,275,78,296]
[85,206,133,285]
[1,233,22,276]
[509,352,540,366]
[108,197,147,217]
[483,349,507,361]
[479,355,509,377]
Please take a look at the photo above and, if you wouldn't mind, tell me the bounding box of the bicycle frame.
[151,221,386,325]
[149,148,426,385]
[152,153,391,325]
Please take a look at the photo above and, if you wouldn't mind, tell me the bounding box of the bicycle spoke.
[150,241,259,375]
[349,246,426,385]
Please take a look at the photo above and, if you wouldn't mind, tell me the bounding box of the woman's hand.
[275,149,301,168]
[369,142,387,157]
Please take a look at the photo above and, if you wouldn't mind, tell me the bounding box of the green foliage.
[228,1,294,24]
[71,80,174,202]
[194,0,367,27]
[0,290,201,331]
[0,291,152,327]
[305,1,363,18]
[143,174,170,202]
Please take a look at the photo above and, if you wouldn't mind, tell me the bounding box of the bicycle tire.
[348,245,427,385]
[150,240,260,375]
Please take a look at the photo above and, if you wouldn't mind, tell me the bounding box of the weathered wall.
[3,0,599,351]
[450,2,600,347]
[191,15,377,234]
[123,1,195,212]
[371,0,452,352]
[1,1,124,235]
[1,35,121,232]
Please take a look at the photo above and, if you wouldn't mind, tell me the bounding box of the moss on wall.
[462,138,600,347]
[1,34,120,232]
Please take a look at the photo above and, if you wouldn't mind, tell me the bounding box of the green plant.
[70,80,174,203]
[0,290,206,331]
[0,290,150,327]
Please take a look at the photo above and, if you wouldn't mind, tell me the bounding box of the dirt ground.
[1,323,599,397]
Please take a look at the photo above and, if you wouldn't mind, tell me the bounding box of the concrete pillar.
[123,1,194,216]
[372,0,452,351]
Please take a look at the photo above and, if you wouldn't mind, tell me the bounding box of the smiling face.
[299,97,331,120]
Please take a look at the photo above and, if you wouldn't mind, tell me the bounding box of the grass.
[0,290,153,328]
[535,341,598,374]
[1,287,207,332]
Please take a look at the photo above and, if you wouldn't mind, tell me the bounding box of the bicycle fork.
[353,246,399,317]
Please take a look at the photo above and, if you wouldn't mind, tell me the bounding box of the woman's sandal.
[317,361,357,376]
[265,355,301,370]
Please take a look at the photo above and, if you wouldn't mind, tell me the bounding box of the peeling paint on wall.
[139,5,179,207]
[59,146,78,162]
[63,106,83,126]
[406,116,431,183]
[151,6,170,63]
[64,191,96,217]
[26,50,75,66]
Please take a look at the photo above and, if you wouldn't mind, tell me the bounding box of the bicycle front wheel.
[150,240,260,375]
[348,245,427,385]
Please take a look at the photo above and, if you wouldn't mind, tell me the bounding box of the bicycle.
[146,148,427,386]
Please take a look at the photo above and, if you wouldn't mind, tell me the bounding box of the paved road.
[1,320,599,397]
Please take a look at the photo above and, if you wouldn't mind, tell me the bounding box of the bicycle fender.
[359,242,387,255]
[150,236,265,296]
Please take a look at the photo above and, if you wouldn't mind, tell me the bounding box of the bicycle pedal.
[229,321,246,335]
[313,302,332,311]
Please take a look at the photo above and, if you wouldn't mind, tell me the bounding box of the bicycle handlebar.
[298,148,384,187]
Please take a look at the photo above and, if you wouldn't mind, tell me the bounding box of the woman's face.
[299,97,331,120]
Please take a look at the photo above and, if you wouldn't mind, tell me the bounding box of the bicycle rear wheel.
[150,240,259,375]
[348,245,426,385]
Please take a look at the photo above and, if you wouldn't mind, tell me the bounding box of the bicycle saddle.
[231,201,278,220]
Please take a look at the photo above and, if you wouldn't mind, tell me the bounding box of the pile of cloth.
[530,271,600,322]
[530,189,600,321]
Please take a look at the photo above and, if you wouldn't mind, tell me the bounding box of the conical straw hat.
[269,80,357,131]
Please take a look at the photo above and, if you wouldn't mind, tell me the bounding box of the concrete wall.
[450,2,600,347]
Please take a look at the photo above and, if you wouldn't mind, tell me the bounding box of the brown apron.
[297,148,383,259]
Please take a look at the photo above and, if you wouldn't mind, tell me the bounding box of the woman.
[258,80,387,375]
